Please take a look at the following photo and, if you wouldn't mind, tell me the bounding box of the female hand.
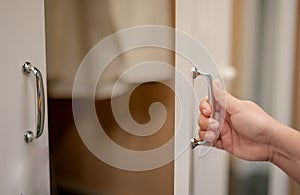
[198,80,277,161]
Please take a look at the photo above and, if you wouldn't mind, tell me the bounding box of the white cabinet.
[0,0,50,194]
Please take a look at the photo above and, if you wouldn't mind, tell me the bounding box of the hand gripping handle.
[191,67,215,149]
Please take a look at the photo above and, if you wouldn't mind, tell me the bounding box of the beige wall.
[46,0,175,99]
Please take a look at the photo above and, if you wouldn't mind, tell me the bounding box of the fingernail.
[213,79,223,90]
[202,108,208,115]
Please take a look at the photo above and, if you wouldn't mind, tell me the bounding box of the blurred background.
[45,0,300,194]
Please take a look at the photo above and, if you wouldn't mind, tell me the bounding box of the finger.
[198,130,218,142]
[224,91,242,115]
[199,98,211,117]
[198,129,206,140]
[213,79,242,115]
[212,79,227,111]
[215,101,221,112]
[212,110,226,130]
[198,119,221,142]
[198,115,220,131]
[198,114,209,130]
[213,111,220,122]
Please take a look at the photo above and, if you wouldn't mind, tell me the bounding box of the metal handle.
[23,62,45,143]
[191,67,215,149]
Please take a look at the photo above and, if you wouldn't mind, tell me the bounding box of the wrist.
[268,121,296,167]
[266,119,289,163]
[259,114,300,183]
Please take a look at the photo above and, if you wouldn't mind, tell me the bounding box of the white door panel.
[0,0,50,194]
[175,0,233,194]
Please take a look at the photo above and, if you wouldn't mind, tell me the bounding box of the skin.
[198,80,300,184]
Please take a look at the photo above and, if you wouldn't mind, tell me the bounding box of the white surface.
[0,0,50,194]
[175,0,233,194]
[174,61,194,195]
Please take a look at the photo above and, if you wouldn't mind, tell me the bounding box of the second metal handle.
[191,67,215,149]
[23,62,45,143]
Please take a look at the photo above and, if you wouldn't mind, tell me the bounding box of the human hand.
[198,80,276,161]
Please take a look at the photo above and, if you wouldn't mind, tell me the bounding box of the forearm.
[269,121,300,184]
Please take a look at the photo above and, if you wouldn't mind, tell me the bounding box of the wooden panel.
[49,83,175,194]
[293,1,300,132]
[46,0,175,194]
[290,0,300,194]
[230,0,243,97]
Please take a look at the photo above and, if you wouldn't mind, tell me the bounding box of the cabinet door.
[175,0,233,194]
[0,0,50,194]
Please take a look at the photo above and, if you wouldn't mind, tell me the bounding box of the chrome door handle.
[23,62,45,142]
[191,67,215,149]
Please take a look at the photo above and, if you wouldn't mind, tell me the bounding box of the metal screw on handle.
[191,67,215,149]
[23,62,45,143]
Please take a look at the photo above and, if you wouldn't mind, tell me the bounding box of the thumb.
[225,91,242,115]
[213,79,241,115]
